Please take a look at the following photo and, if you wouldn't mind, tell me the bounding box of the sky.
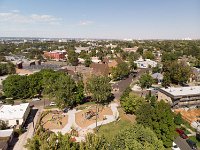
[0,0,200,39]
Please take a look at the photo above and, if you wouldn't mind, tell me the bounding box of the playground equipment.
[85,110,98,120]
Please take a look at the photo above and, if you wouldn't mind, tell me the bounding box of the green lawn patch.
[96,119,133,141]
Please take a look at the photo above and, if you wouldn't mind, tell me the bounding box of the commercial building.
[158,86,200,108]
[0,103,30,127]
[44,50,67,60]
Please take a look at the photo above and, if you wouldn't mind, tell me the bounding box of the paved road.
[11,107,42,150]
[174,137,192,150]
[112,68,149,100]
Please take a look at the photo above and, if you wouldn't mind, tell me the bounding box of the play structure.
[84,110,98,120]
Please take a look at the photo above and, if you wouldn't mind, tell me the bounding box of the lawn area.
[189,136,200,148]
[96,107,136,141]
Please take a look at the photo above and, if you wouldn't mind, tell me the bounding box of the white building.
[134,58,157,68]
[91,57,101,63]
[0,103,30,127]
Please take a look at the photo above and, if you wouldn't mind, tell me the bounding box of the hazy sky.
[0,0,199,39]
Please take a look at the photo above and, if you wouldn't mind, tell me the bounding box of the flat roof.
[0,129,13,137]
[160,86,200,97]
[0,103,29,120]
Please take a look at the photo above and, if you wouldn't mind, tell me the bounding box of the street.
[174,136,193,150]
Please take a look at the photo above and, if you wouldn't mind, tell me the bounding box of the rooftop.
[160,86,200,97]
[0,103,29,120]
[0,129,13,138]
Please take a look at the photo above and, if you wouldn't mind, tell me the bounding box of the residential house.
[134,58,157,68]
[151,73,163,84]
[0,103,30,127]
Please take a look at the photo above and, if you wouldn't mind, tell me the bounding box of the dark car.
[186,139,197,150]
[176,128,188,139]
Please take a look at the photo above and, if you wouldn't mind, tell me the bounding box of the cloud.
[79,20,94,26]
[0,11,61,25]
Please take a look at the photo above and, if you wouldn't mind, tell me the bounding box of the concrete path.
[51,103,119,141]
[52,109,81,134]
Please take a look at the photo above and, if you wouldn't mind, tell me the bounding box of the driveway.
[174,136,192,150]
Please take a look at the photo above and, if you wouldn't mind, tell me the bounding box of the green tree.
[111,124,164,150]
[68,50,79,66]
[111,62,130,81]
[138,73,154,89]
[120,86,132,101]
[3,75,30,99]
[84,57,92,67]
[121,93,145,114]
[162,72,171,87]
[86,75,112,128]
[143,50,155,60]
[137,47,144,55]
[174,113,183,125]
[136,100,175,148]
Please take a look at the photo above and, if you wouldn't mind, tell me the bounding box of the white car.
[172,142,180,150]
[49,102,56,106]
[32,98,41,101]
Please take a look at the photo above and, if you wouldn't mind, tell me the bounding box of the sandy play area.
[175,109,200,123]
[41,111,68,130]
[75,105,113,128]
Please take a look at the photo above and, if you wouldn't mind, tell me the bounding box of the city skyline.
[0,0,200,39]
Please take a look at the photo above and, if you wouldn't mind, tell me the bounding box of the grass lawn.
[189,136,200,148]
[96,107,136,141]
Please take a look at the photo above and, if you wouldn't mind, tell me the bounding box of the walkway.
[51,103,119,141]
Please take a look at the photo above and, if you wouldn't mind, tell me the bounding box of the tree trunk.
[96,103,98,131]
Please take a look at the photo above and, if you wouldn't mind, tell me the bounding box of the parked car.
[32,98,41,101]
[172,142,180,150]
[186,139,197,150]
[63,107,69,113]
[49,102,56,106]
[176,128,188,139]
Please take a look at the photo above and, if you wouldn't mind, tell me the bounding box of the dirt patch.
[175,109,200,123]
[75,106,113,128]
[41,111,68,130]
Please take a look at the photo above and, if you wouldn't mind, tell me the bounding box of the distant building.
[0,103,30,127]
[134,58,157,68]
[158,86,200,108]
[75,47,90,54]
[91,57,101,63]
[44,50,67,60]
[123,47,138,53]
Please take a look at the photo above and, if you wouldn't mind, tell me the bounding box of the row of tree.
[25,124,164,150]
[2,69,84,108]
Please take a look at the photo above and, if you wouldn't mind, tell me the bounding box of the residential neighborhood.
[0,0,200,150]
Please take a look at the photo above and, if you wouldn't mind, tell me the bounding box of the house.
[158,86,200,108]
[75,47,90,54]
[0,103,30,127]
[123,47,138,53]
[134,58,157,68]
[0,129,14,150]
[90,63,109,76]
[151,73,163,84]
[91,57,101,63]
[43,50,67,60]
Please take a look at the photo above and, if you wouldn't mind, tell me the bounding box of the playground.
[41,110,68,130]
[75,105,113,128]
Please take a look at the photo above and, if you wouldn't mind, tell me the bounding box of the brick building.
[44,50,67,60]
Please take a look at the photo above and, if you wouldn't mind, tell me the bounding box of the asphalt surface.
[174,136,193,150]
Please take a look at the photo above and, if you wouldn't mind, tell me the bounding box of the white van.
[32,98,41,101]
